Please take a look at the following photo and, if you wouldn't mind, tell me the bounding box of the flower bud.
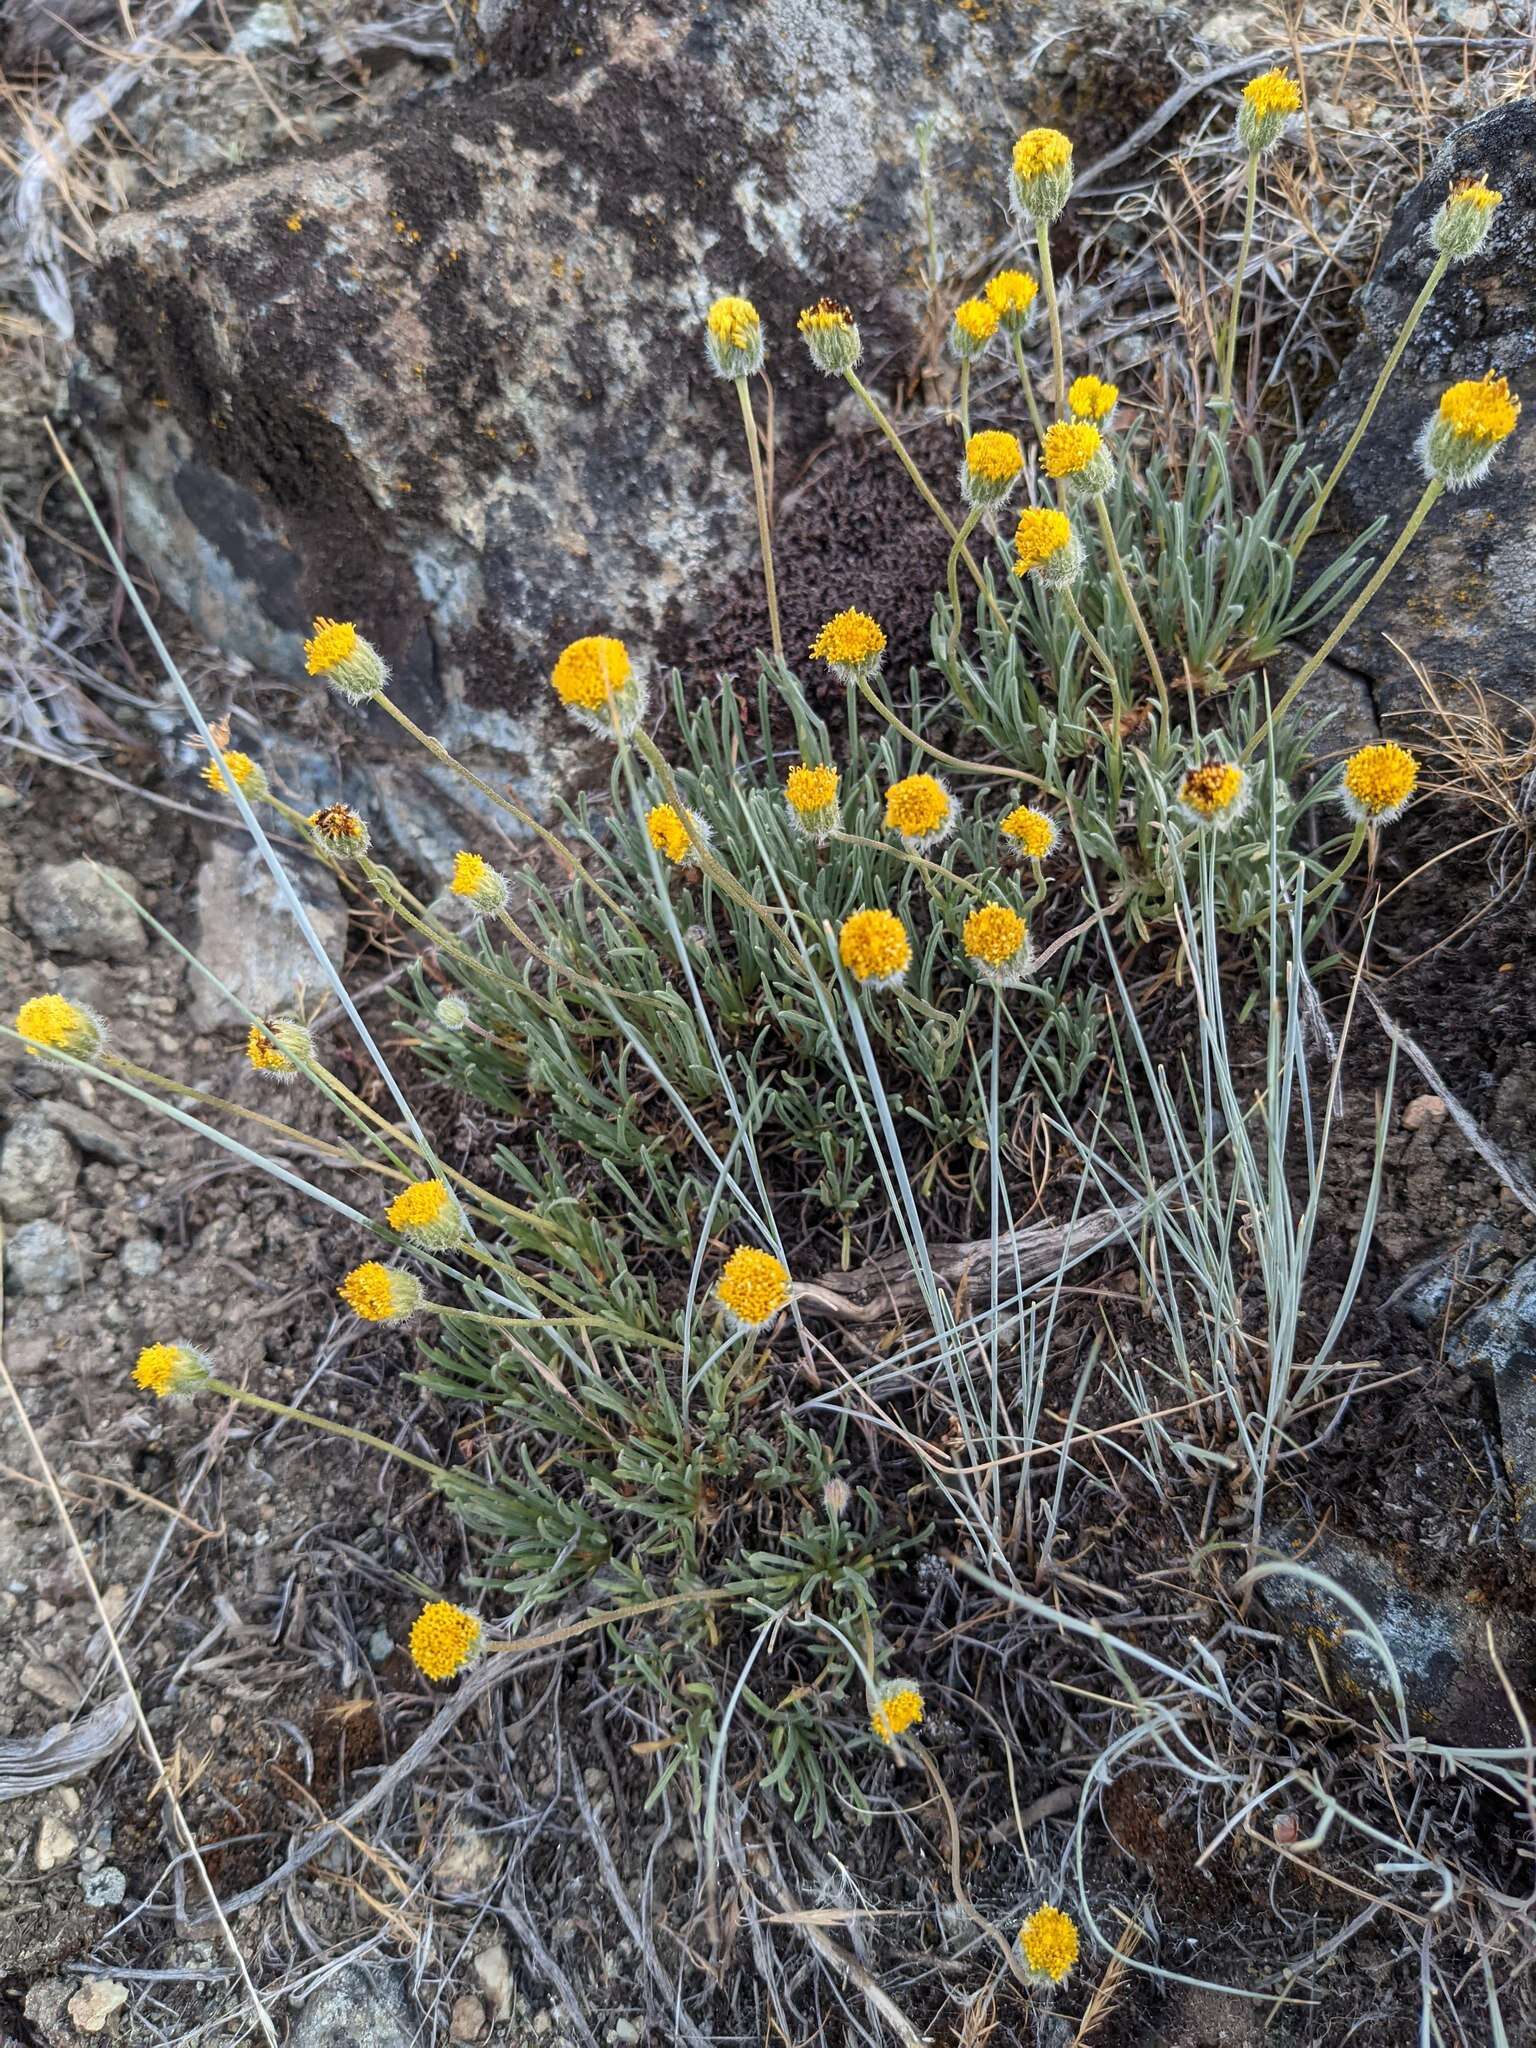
[304,618,389,703]
[797,299,861,375]
[1430,177,1501,262]
[1011,128,1073,221]
[1419,371,1520,490]
[705,295,764,379]
[434,996,471,1032]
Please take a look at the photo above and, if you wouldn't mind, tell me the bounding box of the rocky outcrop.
[76,1,1183,844]
[1315,101,1536,720]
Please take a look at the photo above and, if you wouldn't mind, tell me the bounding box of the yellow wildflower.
[1341,742,1419,825]
[1000,805,1059,861]
[647,803,694,865]
[1018,1903,1079,1985]
[1068,374,1118,422]
[1011,506,1077,584]
[838,909,912,988]
[409,1601,482,1682]
[884,772,955,846]
[1177,759,1248,827]
[1422,372,1521,488]
[951,297,1000,360]
[304,617,357,675]
[387,1177,467,1250]
[14,993,103,1062]
[247,1023,295,1076]
[304,616,387,702]
[717,1246,791,1328]
[450,850,508,917]
[1242,68,1302,120]
[201,749,265,797]
[784,762,840,840]
[131,1342,210,1401]
[550,634,632,710]
[963,902,1033,985]
[1042,420,1104,480]
[963,429,1025,507]
[1012,128,1074,220]
[810,609,886,679]
[984,269,1038,327]
[870,1681,924,1745]
[798,298,861,374]
[339,1261,423,1323]
[307,802,370,857]
[705,294,764,377]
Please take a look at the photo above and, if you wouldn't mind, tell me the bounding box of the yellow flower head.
[339,1261,424,1323]
[308,802,370,857]
[304,617,387,702]
[550,634,633,710]
[797,298,861,374]
[1422,372,1521,488]
[14,993,103,1062]
[1012,128,1074,219]
[705,294,764,377]
[984,269,1038,327]
[247,1023,295,1076]
[884,772,955,846]
[409,1601,482,1682]
[1451,176,1501,214]
[1432,176,1502,259]
[870,1681,924,1745]
[951,298,1000,360]
[838,908,912,988]
[810,609,887,678]
[132,1342,211,1401]
[963,902,1033,984]
[1177,759,1249,827]
[647,803,694,865]
[963,430,1025,507]
[1342,742,1419,825]
[1018,1903,1080,1985]
[1068,374,1119,422]
[387,1177,467,1250]
[1242,69,1303,120]
[716,1245,791,1328]
[1438,372,1520,444]
[1000,804,1059,861]
[1011,506,1076,581]
[202,749,265,798]
[1042,420,1104,480]
[304,617,358,676]
[784,763,840,839]
[450,850,508,917]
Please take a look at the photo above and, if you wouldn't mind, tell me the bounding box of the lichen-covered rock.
[77,1,1176,834]
[1312,102,1536,719]
[15,860,145,962]
[186,838,348,1033]
[0,1112,79,1225]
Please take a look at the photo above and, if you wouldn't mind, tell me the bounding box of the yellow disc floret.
[716,1246,792,1327]
[785,763,839,815]
[1012,127,1072,179]
[14,994,101,1060]
[1342,742,1419,822]
[1042,421,1103,478]
[131,1343,207,1400]
[409,1601,482,1682]
[1179,759,1247,822]
[1438,372,1520,445]
[953,298,1000,345]
[1011,507,1073,575]
[247,1024,294,1074]
[550,635,632,710]
[303,617,359,676]
[884,773,953,842]
[202,749,261,795]
[1018,1903,1080,1984]
[387,1179,452,1232]
[797,299,854,336]
[1068,374,1119,422]
[966,430,1024,485]
[984,269,1038,320]
[810,609,887,671]
[870,1682,924,1744]
[1242,68,1303,120]
[707,295,760,352]
[338,1261,423,1323]
[963,902,1029,969]
[839,909,912,986]
[1000,805,1059,860]
[647,803,693,864]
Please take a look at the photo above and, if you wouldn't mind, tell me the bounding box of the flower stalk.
[735,375,784,663]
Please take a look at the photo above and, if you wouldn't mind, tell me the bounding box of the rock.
[81,1867,127,1908]
[1402,1093,1447,1131]
[1446,1252,1536,1548]
[289,1965,414,2047]
[187,838,348,1033]
[21,1663,83,1713]
[5,1219,91,1298]
[449,1995,487,2043]
[35,1812,79,1873]
[118,1236,163,1281]
[433,1822,503,1892]
[39,1099,142,1168]
[1313,103,1536,720]
[1258,1527,1536,1743]
[0,1112,79,1224]
[1383,1222,1503,1328]
[472,1943,512,2020]
[14,861,145,962]
[76,1,1156,826]
[66,1979,128,2035]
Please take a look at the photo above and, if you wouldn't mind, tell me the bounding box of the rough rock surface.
[0,1113,79,1225]
[3,1219,90,1299]
[1313,101,1536,721]
[14,860,145,963]
[77,1,1177,832]
[186,838,348,1032]
[1445,1252,1536,1550]
[288,1964,415,2048]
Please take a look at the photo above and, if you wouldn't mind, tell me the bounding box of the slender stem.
[735,375,783,663]
[1010,333,1047,447]
[958,359,971,443]
[1060,583,1124,718]
[1303,819,1367,905]
[1289,249,1450,557]
[1093,494,1169,726]
[205,1377,447,1482]
[843,370,1011,639]
[851,672,1038,787]
[374,694,635,928]
[1218,150,1260,413]
[430,1303,675,1350]
[1244,477,1444,761]
[826,829,990,900]
[945,505,983,672]
[1034,222,1065,416]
